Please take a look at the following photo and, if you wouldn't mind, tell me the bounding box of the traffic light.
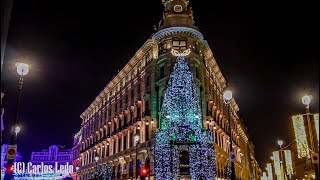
[139,166,149,177]
[6,164,13,174]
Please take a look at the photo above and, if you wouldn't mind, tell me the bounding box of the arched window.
[129,161,134,177]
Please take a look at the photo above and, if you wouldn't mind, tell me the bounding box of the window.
[172,37,187,51]
[159,39,169,53]
[130,132,133,147]
[196,66,199,79]
[109,108,111,116]
[120,100,122,108]
[145,100,150,116]
[146,76,150,87]
[118,138,121,152]
[131,90,134,99]
[115,103,117,112]
[113,140,116,154]
[146,123,149,140]
[160,66,164,79]
[123,135,127,150]
[125,95,128,103]
[138,84,141,94]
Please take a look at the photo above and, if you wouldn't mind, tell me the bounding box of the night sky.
[1,0,319,168]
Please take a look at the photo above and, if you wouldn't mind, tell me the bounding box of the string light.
[292,115,309,158]
[314,113,319,147]
[273,151,282,180]
[155,52,216,179]
[266,163,273,180]
[284,150,293,175]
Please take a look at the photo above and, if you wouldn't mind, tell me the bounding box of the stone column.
[124,156,131,179]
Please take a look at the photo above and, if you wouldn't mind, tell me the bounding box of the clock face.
[173,5,183,12]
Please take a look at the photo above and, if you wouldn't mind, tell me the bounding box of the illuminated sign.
[13,162,73,175]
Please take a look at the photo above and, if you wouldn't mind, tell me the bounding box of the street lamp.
[5,63,29,180]
[301,95,319,179]
[75,166,80,180]
[14,126,20,136]
[278,140,284,149]
[223,90,236,180]
[302,95,311,110]
[134,130,140,180]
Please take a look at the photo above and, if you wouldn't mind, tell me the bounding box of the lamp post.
[5,63,29,180]
[75,166,80,180]
[277,140,287,180]
[134,129,140,180]
[302,95,319,179]
[223,90,236,180]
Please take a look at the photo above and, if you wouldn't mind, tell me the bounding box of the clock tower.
[159,0,196,30]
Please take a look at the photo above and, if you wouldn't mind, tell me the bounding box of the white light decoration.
[16,63,30,76]
[171,48,191,57]
[292,115,310,158]
[273,151,283,180]
[266,163,273,180]
[261,172,268,180]
[155,53,216,179]
[284,150,293,175]
[314,113,319,147]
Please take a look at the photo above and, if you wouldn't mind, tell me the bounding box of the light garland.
[266,163,273,180]
[272,151,282,180]
[284,150,293,175]
[155,52,216,179]
[261,172,268,180]
[292,115,309,158]
[314,113,319,147]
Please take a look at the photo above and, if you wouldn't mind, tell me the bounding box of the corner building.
[75,0,262,179]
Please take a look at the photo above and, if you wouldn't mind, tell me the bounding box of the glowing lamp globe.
[15,126,21,134]
[16,63,29,76]
[94,155,99,162]
[134,133,140,142]
[277,140,283,146]
[223,90,233,102]
[301,95,311,106]
[76,166,80,171]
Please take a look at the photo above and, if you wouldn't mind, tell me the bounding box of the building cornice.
[152,27,203,42]
[80,39,154,120]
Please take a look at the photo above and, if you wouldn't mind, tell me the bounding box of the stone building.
[30,145,73,165]
[75,0,262,179]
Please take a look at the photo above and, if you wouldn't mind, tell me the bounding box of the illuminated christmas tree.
[155,49,216,180]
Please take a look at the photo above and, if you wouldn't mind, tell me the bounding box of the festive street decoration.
[292,115,309,158]
[155,49,216,179]
[314,113,319,147]
[284,150,293,176]
[272,151,283,180]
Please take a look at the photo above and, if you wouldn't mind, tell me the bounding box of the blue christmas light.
[155,54,216,179]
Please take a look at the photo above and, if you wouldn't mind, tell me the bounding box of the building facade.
[75,0,261,179]
[30,145,73,165]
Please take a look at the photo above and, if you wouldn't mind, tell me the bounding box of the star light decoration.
[155,48,216,179]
